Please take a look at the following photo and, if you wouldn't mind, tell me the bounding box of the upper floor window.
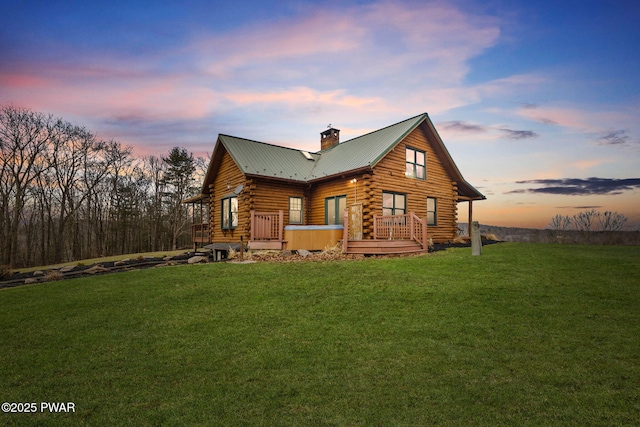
[406,147,426,180]
[221,196,238,229]
[289,197,303,224]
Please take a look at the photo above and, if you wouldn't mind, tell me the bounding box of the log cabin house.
[184,113,485,256]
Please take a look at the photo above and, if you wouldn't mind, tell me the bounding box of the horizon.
[2,0,639,228]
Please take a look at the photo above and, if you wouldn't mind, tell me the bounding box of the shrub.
[44,271,64,281]
[482,233,499,241]
[0,265,11,280]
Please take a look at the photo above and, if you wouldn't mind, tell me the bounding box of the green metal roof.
[219,135,317,181]
[217,113,426,182]
[204,113,484,200]
[309,113,426,179]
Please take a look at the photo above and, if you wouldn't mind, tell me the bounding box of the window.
[289,197,303,224]
[406,147,426,180]
[221,196,238,229]
[325,195,346,225]
[427,197,437,226]
[382,192,406,216]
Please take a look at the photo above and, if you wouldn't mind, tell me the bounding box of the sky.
[1,0,639,228]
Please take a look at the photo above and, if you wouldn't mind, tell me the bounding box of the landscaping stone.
[59,266,75,273]
[188,256,207,264]
[297,249,311,257]
[84,265,109,274]
[24,278,39,284]
[33,270,44,276]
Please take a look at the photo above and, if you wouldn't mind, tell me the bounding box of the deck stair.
[344,239,426,255]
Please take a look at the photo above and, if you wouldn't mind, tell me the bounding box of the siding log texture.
[205,120,472,246]
[369,127,458,243]
[208,149,248,244]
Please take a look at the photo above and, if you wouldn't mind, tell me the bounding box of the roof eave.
[307,166,373,184]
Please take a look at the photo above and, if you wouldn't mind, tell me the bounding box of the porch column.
[468,200,473,239]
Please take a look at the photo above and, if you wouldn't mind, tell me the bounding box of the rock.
[163,256,173,261]
[188,256,207,264]
[24,278,39,284]
[59,266,75,273]
[120,258,130,263]
[114,261,126,267]
[84,265,109,274]
[279,250,294,257]
[32,270,44,276]
[297,249,311,258]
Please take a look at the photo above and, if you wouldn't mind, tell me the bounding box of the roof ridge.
[219,134,309,154]
[322,112,428,150]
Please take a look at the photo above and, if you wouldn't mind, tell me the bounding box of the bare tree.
[0,106,54,267]
[548,214,572,243]
[598,211,627,232]
[573,209,600,242]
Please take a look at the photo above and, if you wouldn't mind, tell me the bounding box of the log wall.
[368,127,458,242]
[208,149,249,244]
[207,125,461,244]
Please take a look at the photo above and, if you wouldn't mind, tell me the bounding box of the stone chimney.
[320,127,340,150]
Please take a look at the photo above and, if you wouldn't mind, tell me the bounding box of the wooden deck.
[191,210,429,255]
[343,239,425,255]
[343,211,428,255]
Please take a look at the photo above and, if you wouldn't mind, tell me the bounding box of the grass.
[1,243,639,425]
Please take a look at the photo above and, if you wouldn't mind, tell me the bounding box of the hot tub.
[283,224,344,251]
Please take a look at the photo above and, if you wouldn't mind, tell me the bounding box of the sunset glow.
[2,0,639,228]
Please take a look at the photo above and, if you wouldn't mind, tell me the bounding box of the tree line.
[548,209,630,244]
[1,105,206,268]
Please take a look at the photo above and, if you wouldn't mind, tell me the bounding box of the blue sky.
[1,0,639,227]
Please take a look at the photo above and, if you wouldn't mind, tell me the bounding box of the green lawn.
[1,243,639,426]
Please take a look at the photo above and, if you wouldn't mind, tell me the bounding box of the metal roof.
[202,113,484,201]
[309,113,426,179]
[220,135,316,181]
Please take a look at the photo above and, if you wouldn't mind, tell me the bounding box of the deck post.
[343,209,349,253]
[373,214,378,240]
[250,210,255,241]
[278,210,284,241]
[468,201,473,239]
[422,217,427,250]
[409,212,415,241]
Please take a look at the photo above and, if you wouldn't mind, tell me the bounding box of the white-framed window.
[221,196,238,229]
[406,146,426,180]
[289,197,303,224]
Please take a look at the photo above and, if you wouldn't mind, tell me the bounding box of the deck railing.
[373,212,427,248]
[250,210,284,241]
[191,223,210,243]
